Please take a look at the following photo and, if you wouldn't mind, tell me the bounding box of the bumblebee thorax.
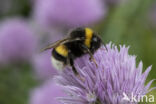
[85,28,93,48]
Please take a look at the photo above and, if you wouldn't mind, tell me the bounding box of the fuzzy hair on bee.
[42,27,102,75]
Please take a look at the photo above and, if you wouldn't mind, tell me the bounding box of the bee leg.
[68,52,85,82]
[68,54,78,75]
[81,45,98,67]
[89,55,98,68]
[71,63,78,75]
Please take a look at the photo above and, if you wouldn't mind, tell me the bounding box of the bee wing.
[41,37,84,52]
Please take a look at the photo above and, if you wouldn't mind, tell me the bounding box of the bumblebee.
[42,27,102,75]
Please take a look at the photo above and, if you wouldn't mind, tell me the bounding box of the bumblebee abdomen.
[51,46,68,70]
[51,56,65,71]
[52,45,68,63]
[55,45,68,57]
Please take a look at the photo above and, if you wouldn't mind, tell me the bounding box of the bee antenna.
[40,48,47,53]
[40,46,52,53]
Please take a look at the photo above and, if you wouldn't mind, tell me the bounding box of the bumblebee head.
[90,34,102,53]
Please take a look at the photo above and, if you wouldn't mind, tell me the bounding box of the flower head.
[33,50,58,80]
[32,30,63,80]
[0,18,37,64]
[55,43,155,104]
[30,79,65,104]
[33,0,106,28]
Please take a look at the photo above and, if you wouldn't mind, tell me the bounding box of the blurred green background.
[0,0,155,104]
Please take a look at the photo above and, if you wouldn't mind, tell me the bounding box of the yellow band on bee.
[55,45,68,57]
[85,28,93,48]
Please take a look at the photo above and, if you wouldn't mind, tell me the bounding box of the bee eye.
[93,37,97,42]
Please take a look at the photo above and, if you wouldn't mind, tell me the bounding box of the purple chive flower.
[32,30,63,80]
[30,79,65,104]
[33,0,106,28]
[33,50,58,80]
[54,43,155,104]
[0,18,37,64]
